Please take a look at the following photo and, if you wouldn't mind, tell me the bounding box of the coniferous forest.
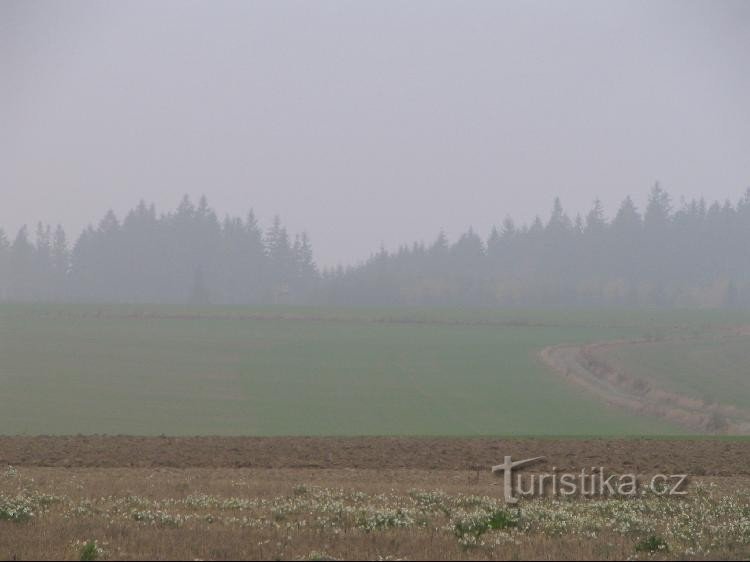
[2,185,750,308]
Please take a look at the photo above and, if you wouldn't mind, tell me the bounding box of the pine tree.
[585,199,606,234]
[51,225,69,300]
[0,229,8,300]
[644,182,671,231]
[34,222,53,299]
[10,226,34,300]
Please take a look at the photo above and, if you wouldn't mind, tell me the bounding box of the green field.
[2,304,748,436]
[600,333,750,412]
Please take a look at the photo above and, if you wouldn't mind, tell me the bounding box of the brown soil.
[1,435,748,476]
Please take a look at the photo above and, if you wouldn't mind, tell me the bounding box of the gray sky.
[2,0,749,266]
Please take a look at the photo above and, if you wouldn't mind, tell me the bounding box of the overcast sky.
[2,0,749,266]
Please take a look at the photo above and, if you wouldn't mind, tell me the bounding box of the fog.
[3,0,749,267]
[4,0,750,496]
[1,1,750,308]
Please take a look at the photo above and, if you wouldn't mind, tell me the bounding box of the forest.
[1,185,749,308]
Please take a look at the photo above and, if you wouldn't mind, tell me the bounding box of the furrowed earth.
[1,435,749,474]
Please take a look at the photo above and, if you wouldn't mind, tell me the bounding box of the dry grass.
[2,464,750,560]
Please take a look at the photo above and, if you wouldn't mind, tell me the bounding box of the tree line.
[1,185,749,308]
[320,185,750,308]
[0,196,316,304]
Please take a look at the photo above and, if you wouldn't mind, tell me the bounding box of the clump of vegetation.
[487,508,518,530]
[635,535,669,553]
[0,495,35,523]
[79,540,100,561]
[454,508,518,539]
[357,508,414,532]
[704,411,728,433]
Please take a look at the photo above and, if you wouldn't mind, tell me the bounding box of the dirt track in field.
[0,436,748,476]
[540,336,750,435]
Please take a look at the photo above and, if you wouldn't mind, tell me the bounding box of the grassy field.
[599,332,750,412]
[2,303,749,436]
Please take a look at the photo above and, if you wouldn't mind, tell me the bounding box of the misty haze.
[1,1,750,561]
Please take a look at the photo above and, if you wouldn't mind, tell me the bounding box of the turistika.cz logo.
[491,456,688,504]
